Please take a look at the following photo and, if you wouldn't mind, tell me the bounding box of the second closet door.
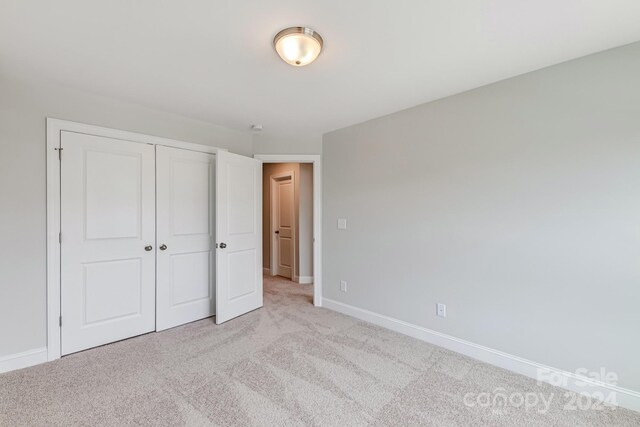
[156,146,215,331]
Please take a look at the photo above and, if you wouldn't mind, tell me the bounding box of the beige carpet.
[1,275,638,426]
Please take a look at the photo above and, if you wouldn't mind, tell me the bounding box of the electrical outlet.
[436,303,446,318]
[337,218,347,230]
[340,280,347,292]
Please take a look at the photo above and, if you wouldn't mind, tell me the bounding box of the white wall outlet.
[337,218,347,230]
[340,280,347,292]
[436,303,446,318]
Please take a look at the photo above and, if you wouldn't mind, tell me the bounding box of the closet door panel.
[156,146,215,331]
[60,131,156,355]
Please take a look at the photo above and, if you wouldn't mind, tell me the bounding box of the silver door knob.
[159,244,167,251]
[219,242,227,249]
[145,245,153,251]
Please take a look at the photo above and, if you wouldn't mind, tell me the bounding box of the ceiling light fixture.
[273,27,323,67]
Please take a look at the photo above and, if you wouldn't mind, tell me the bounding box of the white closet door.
[60,131,156,355]
[156,146,215,331]
[215,151,262,324]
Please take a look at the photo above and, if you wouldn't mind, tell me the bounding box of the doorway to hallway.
[255,154,322,307]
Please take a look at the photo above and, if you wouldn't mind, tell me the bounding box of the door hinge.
[59,316,62,327]
[55,147,63,160]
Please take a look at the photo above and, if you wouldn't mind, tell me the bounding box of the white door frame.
[254,154,322,307]
[46,118,227,362]
[270,170,296,279]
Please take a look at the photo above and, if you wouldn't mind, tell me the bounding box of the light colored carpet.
[1,275,638,426]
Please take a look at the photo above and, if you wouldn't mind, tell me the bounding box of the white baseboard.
[0,347,48,374]
[263,268,270,275]
[323,298,640,413]
[295,275,314,284]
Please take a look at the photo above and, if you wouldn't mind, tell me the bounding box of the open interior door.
[215,151,263,324]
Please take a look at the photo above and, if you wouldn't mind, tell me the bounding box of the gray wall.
[322,42,640,391]
[0,73,252,358]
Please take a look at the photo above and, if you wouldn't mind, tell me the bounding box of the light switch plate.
[337,218,347,230]
[340,280,347,292]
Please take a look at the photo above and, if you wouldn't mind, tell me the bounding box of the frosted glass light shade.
[274,27,323,67]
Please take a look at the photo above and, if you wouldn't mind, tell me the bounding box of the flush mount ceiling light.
[273,27,323,67]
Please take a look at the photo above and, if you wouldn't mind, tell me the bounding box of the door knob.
[159,244,167,251]
[145,245,153,251]
[219,242,227,249]
[275,230,279,234]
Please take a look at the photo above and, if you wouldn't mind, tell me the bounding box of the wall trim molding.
[294,275,314,284]
[263,268,271,275]
[323,298,640,413]
[0,348,48,374]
